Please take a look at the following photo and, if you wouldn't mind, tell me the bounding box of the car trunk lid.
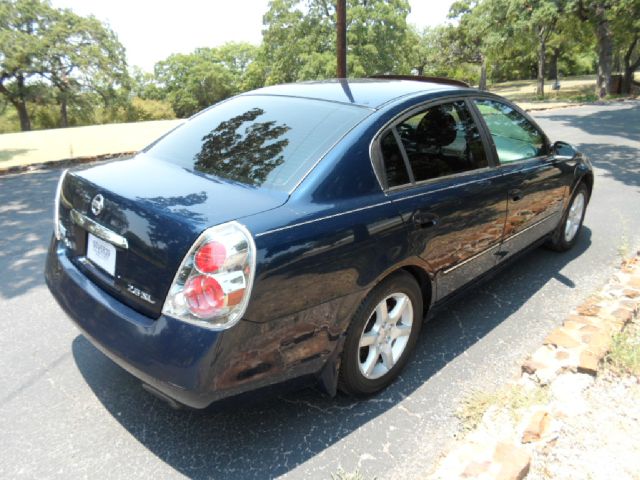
[58,154,288,318]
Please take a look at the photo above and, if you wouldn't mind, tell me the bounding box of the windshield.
[145,95,371,192]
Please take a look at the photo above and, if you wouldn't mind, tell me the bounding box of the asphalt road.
[1,101,639,479]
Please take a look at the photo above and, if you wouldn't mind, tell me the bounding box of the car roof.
[242,78,472,109]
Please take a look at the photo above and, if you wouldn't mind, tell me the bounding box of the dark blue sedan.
[45,78,593,408]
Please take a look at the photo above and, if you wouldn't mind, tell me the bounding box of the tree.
[41,8,129,127]
[261,0,411,83]
[611,0,640,93]
[0,0,128,130]
[0,0,52,131]
[406,26,460,77]
[448,0,511,90]
[154,43,261,118]
[572,0,616,98]
[506,0,565,97]
[213,42,262,91]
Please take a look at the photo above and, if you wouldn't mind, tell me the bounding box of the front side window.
[474,99,547,163]
[381,100,489,186]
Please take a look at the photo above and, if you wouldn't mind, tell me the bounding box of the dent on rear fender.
[210,291,364,392]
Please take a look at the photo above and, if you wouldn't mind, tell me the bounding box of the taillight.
[54,169,68,240]
[162,221,256,330]
[194,241,226,273]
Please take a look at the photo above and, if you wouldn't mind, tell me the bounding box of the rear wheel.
[548,183,588,252]
[339,272,423,396]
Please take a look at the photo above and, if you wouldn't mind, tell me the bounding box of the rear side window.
[380,130,410,187]
[380,100,488,186]
[474,99,547,163]
[145,95,371,191]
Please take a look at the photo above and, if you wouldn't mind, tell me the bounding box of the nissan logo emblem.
[91,194,105,216]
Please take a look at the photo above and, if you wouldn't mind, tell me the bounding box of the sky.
[50,0,456,72]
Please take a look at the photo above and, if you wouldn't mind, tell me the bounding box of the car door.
[374,98,508,301]
[472,98,569,261]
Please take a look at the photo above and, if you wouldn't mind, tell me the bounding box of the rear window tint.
[145,95,371,191]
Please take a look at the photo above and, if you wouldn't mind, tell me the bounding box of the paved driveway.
[0,102,638,479]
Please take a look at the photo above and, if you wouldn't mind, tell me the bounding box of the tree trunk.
[537,35,546,98]
[60,98,68,128]
[479,56,488,91]
[548,47,560,81]
[621,35,639,95]
[594,2,613,98]
[416,65,425,76]
[0,78,32,131]
[15,100,31,131]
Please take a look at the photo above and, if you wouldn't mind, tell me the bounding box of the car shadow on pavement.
[71,228,592,480]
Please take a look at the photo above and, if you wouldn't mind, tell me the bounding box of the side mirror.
[552,141,578,160]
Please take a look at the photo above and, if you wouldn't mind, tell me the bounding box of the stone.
[462,460,491,477]
[612,308,633,324]
[566,315,599,326]
[578,324,601,334]
[629,277,640,289]
[493,442,531,480]
[522,410,551,443]
[576,303,601,316]
[536,367,560,385]
[523,345,558,372]
[623,289,640,299]
[543,328,580,349]
[581,331,611,356]
[577,350,600,375]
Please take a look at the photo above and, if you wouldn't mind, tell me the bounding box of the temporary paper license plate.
[87,233,116,276]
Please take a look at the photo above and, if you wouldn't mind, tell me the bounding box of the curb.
[428,252,640,480]
[0,151,136,176]
[521,96,638,112]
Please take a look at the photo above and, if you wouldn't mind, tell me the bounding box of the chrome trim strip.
[442,211,560,275]
[442,244,500,275]
[254,200,392,237]
[393,174,502,202]
[502,212,560,243]
[497,162,548,174]
[70,209,129,249]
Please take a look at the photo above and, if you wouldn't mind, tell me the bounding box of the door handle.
[413,211,439,229]
[509,189,524,202]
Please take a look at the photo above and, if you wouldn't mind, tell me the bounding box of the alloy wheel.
[357,292,414,380]
[564,191,585,242]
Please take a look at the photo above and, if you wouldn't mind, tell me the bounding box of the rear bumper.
[45,237,353,409]
[45,238,226,408]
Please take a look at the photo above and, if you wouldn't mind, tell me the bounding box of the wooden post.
[336,0,347,78]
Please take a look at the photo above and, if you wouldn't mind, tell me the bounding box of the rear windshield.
[145,95,371,191]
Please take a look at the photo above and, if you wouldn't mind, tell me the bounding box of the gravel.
[528,372,640,480]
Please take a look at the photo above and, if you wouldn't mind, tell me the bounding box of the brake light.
[194,241,226,273]
[162,221,256,330]
[183,275,225,317]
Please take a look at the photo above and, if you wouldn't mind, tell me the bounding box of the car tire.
[338,271,423,396]
[547,182,589,252]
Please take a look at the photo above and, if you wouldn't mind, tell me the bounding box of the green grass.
[606,320,640,377]
[490,75,599,103]
[457,383,550,432]
[490,73,639,105]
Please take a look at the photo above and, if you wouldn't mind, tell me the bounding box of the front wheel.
[338,272,423,396]
[548,183,588,252]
